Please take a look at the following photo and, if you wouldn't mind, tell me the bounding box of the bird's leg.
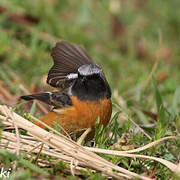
[77,127,92,145]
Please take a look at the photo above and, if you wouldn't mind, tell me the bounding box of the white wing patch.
[67,73,78,79]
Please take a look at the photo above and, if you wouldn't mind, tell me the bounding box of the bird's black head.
[70,64,111,101]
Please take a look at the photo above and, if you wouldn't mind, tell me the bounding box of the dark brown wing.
[47,41,96,88]
[21,92,72,108]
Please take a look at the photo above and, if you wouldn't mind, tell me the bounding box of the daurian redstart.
[21,41,112,135]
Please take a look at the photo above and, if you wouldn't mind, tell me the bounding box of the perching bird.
[21,41,112,138]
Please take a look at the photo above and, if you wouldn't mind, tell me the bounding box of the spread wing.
[47,41,96,89]
[21,92,72,109]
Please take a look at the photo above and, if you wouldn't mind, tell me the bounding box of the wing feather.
[47,41,96,88]
[21,92,72,108]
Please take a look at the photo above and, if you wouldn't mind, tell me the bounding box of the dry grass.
[0,105,179,179]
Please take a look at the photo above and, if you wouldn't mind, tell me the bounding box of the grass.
[0,0,180,179]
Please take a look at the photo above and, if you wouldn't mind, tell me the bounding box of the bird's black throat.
[70,74,111,101]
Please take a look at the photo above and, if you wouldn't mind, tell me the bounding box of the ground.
[0,0,179,179]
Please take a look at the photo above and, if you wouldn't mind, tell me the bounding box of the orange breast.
[37,96,112,133]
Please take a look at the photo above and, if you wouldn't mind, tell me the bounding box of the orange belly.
[36,96,112,133]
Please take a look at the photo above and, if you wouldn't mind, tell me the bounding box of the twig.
[29,115,71,139]
[34,143,44,164]
[9,108,20,156]
[77,127,92,145]
[27,142,44,155]
[129,116,152,140]
[114,91,152,140]
[0,105,152,180]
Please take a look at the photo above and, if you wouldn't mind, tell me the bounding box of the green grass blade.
[30,100,37,116]
[172,84,180,114]
[152,76,166,139]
